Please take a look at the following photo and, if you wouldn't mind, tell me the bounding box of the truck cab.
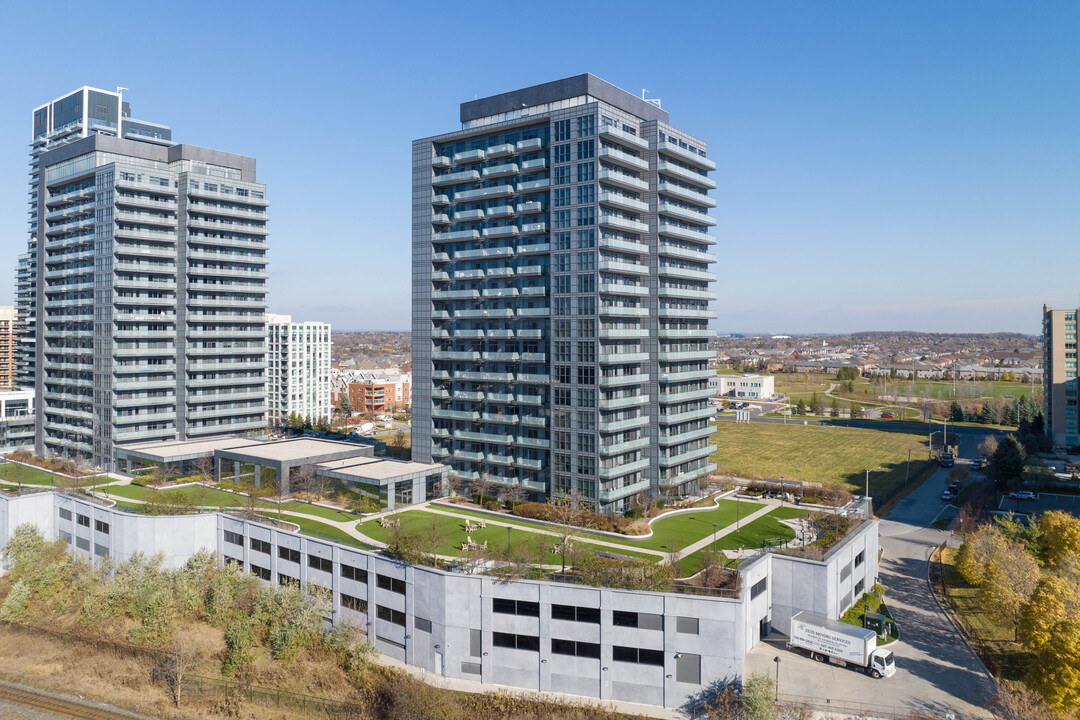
[869,649,896,678]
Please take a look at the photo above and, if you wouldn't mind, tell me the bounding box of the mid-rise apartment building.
[331,369,411,415]
[0,306,16,388]
[25,86,268,469]
[267,314,331,426]
[412,74,717,512]
[1042,304,1079,448]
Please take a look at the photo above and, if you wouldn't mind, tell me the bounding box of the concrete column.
[254,464,262,489]
[281,464,290,495]
[386,481,396,510]
[412,477,424,506]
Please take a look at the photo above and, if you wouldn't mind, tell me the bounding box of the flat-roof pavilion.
[215,438,374,494]
[116,436,263,475]
[316,457,448,510]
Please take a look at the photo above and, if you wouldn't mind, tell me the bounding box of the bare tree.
[158,636,203,707]
[193,455,215,484]
[502,482,528,507]
[470,472,493,504]
[446,471,466,498]
[547,495,580,573]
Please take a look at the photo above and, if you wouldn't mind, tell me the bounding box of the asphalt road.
[745,460,997,718]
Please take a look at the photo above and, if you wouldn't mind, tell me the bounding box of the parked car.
[940,452,955,468]
[1008,490,1037,501]
[971,459,982,471]
[941,490,955,501]
[881,411,894,419]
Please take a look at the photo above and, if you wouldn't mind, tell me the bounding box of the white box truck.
[788,611,896,678]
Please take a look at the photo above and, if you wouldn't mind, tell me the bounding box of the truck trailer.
[788,611,896,678]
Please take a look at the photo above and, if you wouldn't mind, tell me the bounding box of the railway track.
[0,683,151,720]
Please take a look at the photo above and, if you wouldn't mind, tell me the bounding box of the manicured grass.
[769,506,811,520]
[932,517,953,531]
[680,511,797,574]
[358,509,657,562]
[278,500,362,522]
[101,484,365,522]
[264,512,375,550]
[712,422,930,498]
[0,463,73,486]
[940,547,1031,681]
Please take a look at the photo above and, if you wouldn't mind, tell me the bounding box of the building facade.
[267,314,331,426]
[0,306,16,388]
[1042,304,1078,448]
[412,74,717,513]
[331,369,411,415]
[0,489,878,710]
[709,374,775,399]
[26,87,268,469]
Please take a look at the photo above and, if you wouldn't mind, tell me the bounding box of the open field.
[939,547,1030,681]
[711,422,931,499]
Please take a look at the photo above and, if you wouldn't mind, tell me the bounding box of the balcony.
[659,407,716,425]
[598,169,648,192]
[516,138,544,152]
[599,373,649,388]
[659,243,716,264]
[658,161,716,190]
[455,184,514,202]
[658,182,716,208]
[660,426,716,446]
[598,259,648,276]
[658,327,714,339]
[430,290,480,300]
[658,266,717,282]
[487,143,515,158]
[599,192,649,213]
[482,287,518,298]
[599,214,649,234]
[482,225,519,239]
[484,412,520,425]
[431,214,450,226]
[660,445,716,467]
[599,458,651,480]
[599,124,649,150]
[520,158,547,172]
[520,222,546,235]
[599,352,650,364]
[658,307,716,319]
[599,479,651,503]
[453,308,514,319]
[454,246,514,260]
[432,193,451,205]
[658,142,716,171]
[599,236,648,255]
[482,163,519,179]
[516,201,544,215]
[454,209,485,222]
[515,307,550,318]
[598,416,649,433]
[432,408,480,421]
[599,305,649,318]
[432,170,480,186]
[599,146,649,171]
[658,223,714,245]
[516,178,550,193]
[487,204,514,218]
[659,203,716,227]
[600,394,649,410]
[517,243,550,255]
[432,156,452,168]
[658,286,714,301]
[599,327,649,339]
[661,388,716,403]
[453,149,486,164]
[660,369,713,383]
[658,349,714,362]
[598,283,648,297]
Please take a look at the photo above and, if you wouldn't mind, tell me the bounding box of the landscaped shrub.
[130,474,153,487]
[482,500,500,512]
[512,502,646,534]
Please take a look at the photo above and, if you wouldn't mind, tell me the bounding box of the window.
[553,119,570,141]
[492,598,540,616]
[341,593,368,613]
[854,579,865,596]
[578,273,595,293]
[577,342,596,363]
[576,207,595,226]
[554,276,571,294]
[554,144,570,163]
[224,530,243,546]
[552,638,601,658]
[551,604,600,624]
[250,563,271,581]
[376,604,406,626]
[376,574,407,595]
[750,577,767,600]
[553,231,571,250]
[578,296,596,315]
[577,366,596,386]
[59,508,72,521]
[415,617,432,633]
[554,297,572,316]
[576,115,595,137]
[576,229,595,248]
[224,555,242,567]
[840,563,852,581]
[612,611,663,630]
[613,646,665,666]
[470,629,482,657]
[278,574,299,587]
[553,188,570,207]
[278,546,301,564]
[308,554,333,573]
[677,616,700,634]
[554,388,571,406]
[576,389,596,408]
[577,433,596,453]
[576,140,595,159]
[553,166,570,185]
[76,514,90,528]
[577,251,596,270]
[553,210,571,229]
[555,366,571,384]
[554,454,571,473]
[75,536,90,551]
[94,543,109,558]
[577,184,595,204]
[94,519,109,534]
[577,162,595,182]
[492,632,540,652]
[554,342,571,362]
[578,456,596,475]
[554,253,571,272]
[250,537,271,554]
[676,653,701,684]
[341,563,368,583]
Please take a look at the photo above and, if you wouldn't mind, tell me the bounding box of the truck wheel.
[871,669,881,679]
[812,652,824,662]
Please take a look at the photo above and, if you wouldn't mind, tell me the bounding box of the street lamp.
[773,656,781,701]
[712,523,718,555]
[736,495,741,530]
[930,430,941,459]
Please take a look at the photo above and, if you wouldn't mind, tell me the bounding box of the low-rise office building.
[708,374,774,399]
[0,489,878,711]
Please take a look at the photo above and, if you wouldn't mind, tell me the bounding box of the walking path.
[676,503,775,557]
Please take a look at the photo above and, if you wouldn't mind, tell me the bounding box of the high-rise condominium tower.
[266,314,332,426]
[1042,304,1079,448]
[412,74,716,513]
[26,86,268,469]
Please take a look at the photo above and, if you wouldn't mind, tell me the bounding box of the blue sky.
[1,0,1076,334]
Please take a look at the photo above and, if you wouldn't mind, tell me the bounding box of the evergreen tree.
[809,392,824,415]
[829,397,840,418]
[950,401,964,422]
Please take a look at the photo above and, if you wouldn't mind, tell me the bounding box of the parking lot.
[997,491,1080,516]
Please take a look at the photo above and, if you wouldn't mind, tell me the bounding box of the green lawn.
[98,484,362,521]
[712,422,930,498]
[0,463,74,486]
[680,511,798,574]
[277,500,363,522]
[263,512,375,550]
[358,509,657,562]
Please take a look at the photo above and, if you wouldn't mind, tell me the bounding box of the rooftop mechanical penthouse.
[412,74,718,512]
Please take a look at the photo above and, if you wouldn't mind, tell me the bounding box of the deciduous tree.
[1038,510,1080,571]
[1019,574,1080,712]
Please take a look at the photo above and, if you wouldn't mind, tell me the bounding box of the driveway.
[745,462,997,718]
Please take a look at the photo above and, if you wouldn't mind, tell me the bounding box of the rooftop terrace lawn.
[0,463,69,486]
[711,422,929,498]
[277,500,362,522]
[358,510,657,562]
[681,512,798,575]
[264,512,375,550]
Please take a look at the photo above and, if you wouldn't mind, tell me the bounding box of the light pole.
[736,495,741,530]
[773,656,781,701]
[930,430,941,460]
[865,469,871,498]
[711,523,718,555]
[905,447,913,485]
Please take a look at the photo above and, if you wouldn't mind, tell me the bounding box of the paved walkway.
[676,503,775,557]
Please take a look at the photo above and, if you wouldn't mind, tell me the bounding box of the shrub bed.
[512,502,646,534]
